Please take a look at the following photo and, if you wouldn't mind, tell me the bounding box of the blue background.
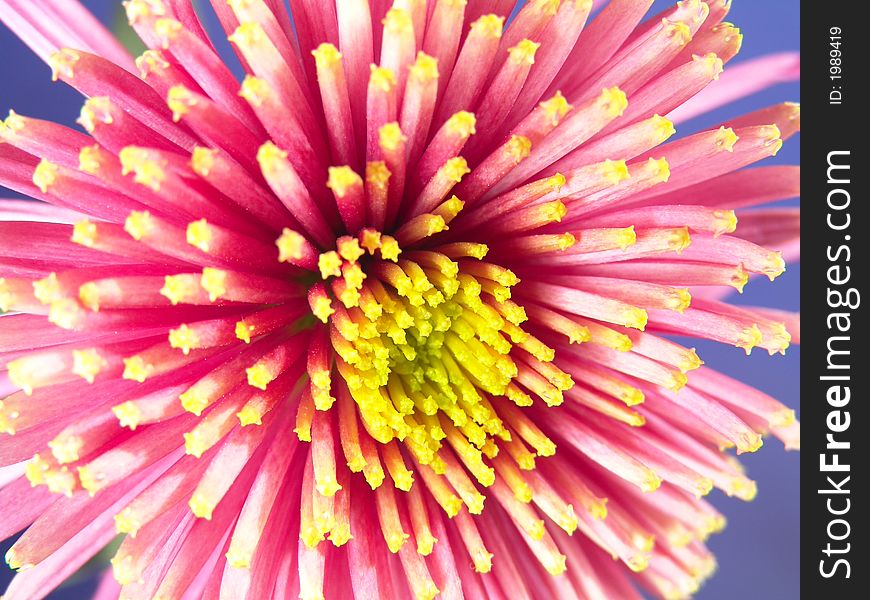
[1,1,799,598]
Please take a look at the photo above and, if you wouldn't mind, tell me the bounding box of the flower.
[0,0,800,599]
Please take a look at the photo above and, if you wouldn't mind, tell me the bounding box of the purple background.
[1,1,799,598]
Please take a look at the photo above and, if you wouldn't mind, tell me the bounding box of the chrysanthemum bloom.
[0,0,800,598]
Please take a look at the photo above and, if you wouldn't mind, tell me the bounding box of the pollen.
[693,52,724,79]
[535,0,562,16]
[763,124,784,155]
[277,228,307,262]
[124,210,155,240]
[169,324,200,355]
[662,18,692,45]
[540,92,573,125]
[312,388,335,411]
[446,111,477,138]
[183,430,209,458]
[180,388,210,417]
[200,268,228,302]
[310,295,335,323]
[136,49,170,78]
[365,162,391,192]
[78,145,104,175]
[186,219,214,252]
[650,114,676,140]
[435,195,465,223]
[235,320,256,343]
[771,408,797,429]
[601,159,630,185]
[0,280,15,313]
[768,323,792,355]
[122,355,154,383]
[542,200,567,223]
[190,146,217,176]
[419,214,448,238]
[48,48,80,81]
[32,159,59,194]
[167,85,197,122]
[731,264,750,293]
[225,548,251,570]
[48,434,83,464]
[77,97,113,132]
[7,361,35,396]
[736,324,763,355]
[112,401,142,430]
[110,553,137,586]
[318,251,343,279]
[624,307,648,331]
[316,475,342,497]
[470,14,505,38]
[508,39,541,65]
[246,362,275,390]
[68,222,98,250]
[410,52,440,82]
[120,146,167,191]
[327,166,363,197]
[439,157,469,183]
[78,282,101,311]
[48,298,84,330]
[709,209,737,236]
[330,524,353,547]
[644,157,670,183]
[237,404,264,427]
[678,349,704,373]
[369,66,397,93]
[761,251,787,280]
[378,122,406,151]
[228,21,267,48]
[715,127,739,152]
[547,173,567,192]
[113,507,142,537]
[161,274,199,305]
[506,135,532,162]
[336,237,365,263]
[610,226,637,250]
[32,272,61,304]
[599,86,628,118]
[76,464,101,496]
[642,468,664,493]
[736,431,764,454]
[72,348,107,383]
[312,43,342,69]
[382,7,413,33]
[257,141,289,173]
[555,233,576,250]
[24,454,50,486]
[473,551,494,574]
[667,227,691,252]
[239,75,272,106]
[668,288,692,313]
[124,0,167,24]
[189,491,216,520]
[730,477,758,501]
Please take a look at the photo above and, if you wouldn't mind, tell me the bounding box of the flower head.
[1,1,798,599]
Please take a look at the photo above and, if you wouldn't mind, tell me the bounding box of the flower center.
[302,228,573,496]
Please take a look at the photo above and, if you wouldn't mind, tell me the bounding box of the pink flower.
[0,1,799,599]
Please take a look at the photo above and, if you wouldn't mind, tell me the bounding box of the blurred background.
[1,1,799,598]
